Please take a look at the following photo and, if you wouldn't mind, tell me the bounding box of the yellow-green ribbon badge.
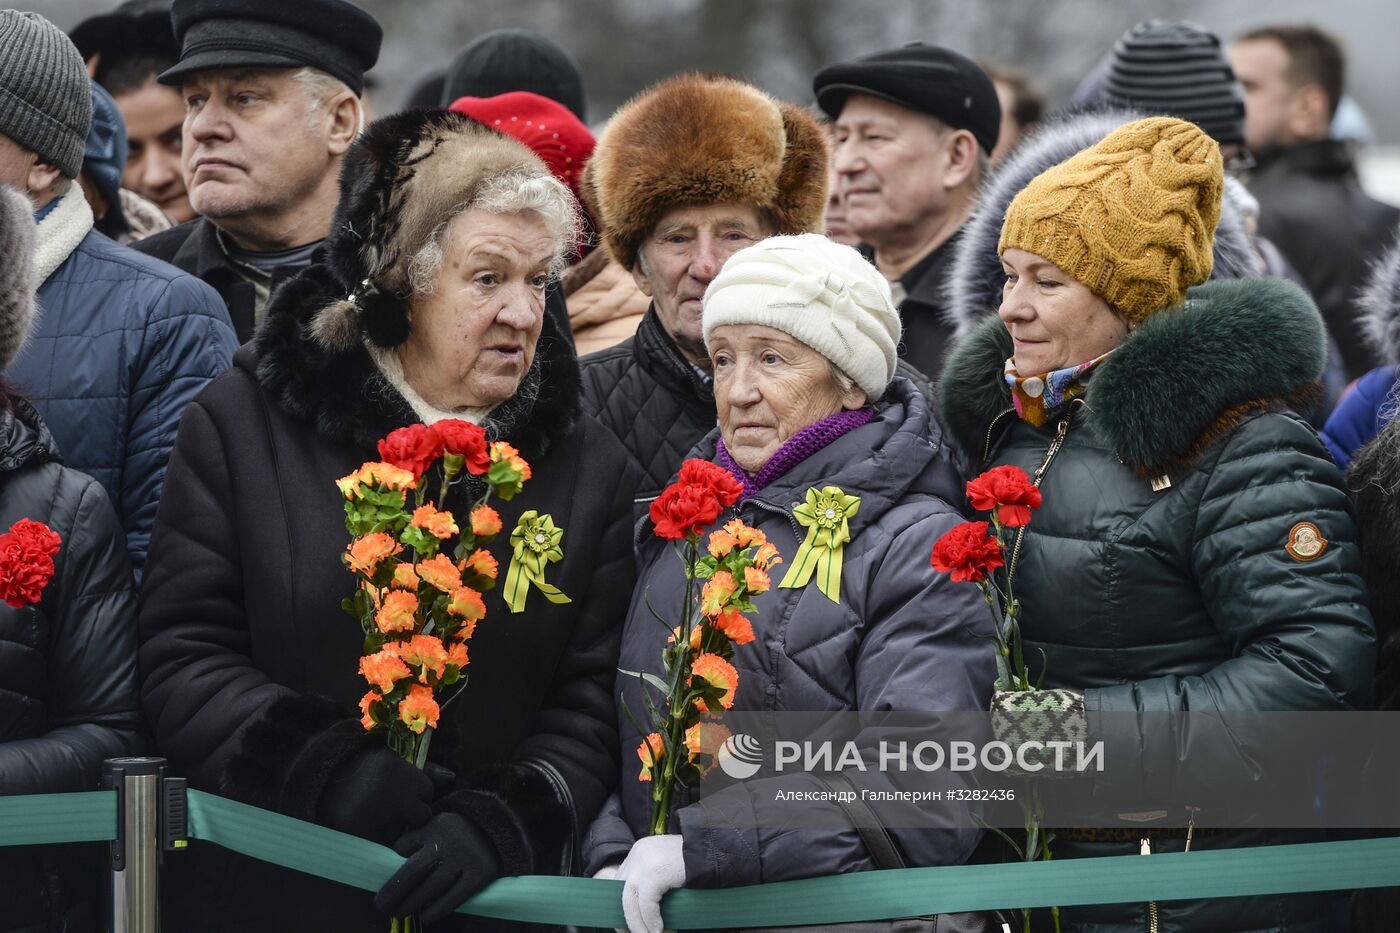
[778,485,860,603]
[504,511,571,613]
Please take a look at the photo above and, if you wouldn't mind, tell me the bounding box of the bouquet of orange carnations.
[629,459,782,836]
[337,420,531,772]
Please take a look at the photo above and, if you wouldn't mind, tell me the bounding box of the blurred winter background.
[33,0,1400,203]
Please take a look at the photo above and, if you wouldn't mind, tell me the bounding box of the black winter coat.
[138,263,639,932]
[885,229,963,384]
[941,278,1376,933]
[0,400,143,933]
[1248,139,1400,380]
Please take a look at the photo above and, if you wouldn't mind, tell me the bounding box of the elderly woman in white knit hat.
[583,233,998,933]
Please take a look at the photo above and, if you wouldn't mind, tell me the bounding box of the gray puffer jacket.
[583,377,998,886]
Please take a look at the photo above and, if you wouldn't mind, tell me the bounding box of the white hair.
[291,66,362,134]
[407,168,583,296]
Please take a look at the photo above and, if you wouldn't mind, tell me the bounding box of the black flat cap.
[159,0,381,95]
[814,42,1001,155]
[70,0,177,66]
[440,30,586,121]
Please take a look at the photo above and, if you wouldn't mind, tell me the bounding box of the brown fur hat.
[310,108,553,350]
[582,73,829,270]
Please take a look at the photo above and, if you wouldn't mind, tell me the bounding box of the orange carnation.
[391,562,419,590]
[447,586,486,622]
[398,683,440,734]
[445,640,469,670]
[667,623,703,650]
[713,607,755,645]
[685,720,733,763]
[692,653,738,711]
[375,589,419,633]
[359,690,382,731]
[490,441,532,480]
[459,548,498,581]
[360,649,411,693]
[744,565,771,595]
[411,504,459,539]
[723,519,766,548]
[336,461,417,499]
[470,505,503,537]
[637,732,665,782]
[701,571,737,616]
[401,634,449,681]
[707,528,739,558]
[753,542,781,570]
[416,553,461,593]
[345,533,401,576]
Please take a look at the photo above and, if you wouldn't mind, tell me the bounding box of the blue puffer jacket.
[7,192,237,578]
[583,378,998,886]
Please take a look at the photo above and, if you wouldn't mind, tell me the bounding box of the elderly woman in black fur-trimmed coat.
[138,110,640,932]
[940,117,1374,932]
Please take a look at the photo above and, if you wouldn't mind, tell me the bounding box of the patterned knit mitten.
[990,688,1088,779]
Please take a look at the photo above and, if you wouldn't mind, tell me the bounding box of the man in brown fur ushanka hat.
[576,74,830,517]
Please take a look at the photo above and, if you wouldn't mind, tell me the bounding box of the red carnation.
[377,424,444,479]
[677,459,742,509]
[651,482,726,541]
[0,519,60,608]
[965,465,1042,528]
[930,521,1004,584]
[434,419,491,475]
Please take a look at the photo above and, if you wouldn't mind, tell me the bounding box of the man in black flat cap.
[814,43,1000,382]
[132,0,381,341]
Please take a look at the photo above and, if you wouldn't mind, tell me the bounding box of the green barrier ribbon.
[0,790,116,845]
[503,510,571,613]
[778,486,859,602]
[4,789,1400,928]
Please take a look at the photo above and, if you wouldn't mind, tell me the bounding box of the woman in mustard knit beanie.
[939,117,1375,932]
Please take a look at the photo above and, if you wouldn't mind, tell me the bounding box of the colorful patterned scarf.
[1004,350,1114,426]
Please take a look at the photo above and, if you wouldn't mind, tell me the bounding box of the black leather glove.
[317,747,435,845]
[374,812,503,924]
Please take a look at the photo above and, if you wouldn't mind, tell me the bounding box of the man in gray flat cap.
[133,0,382,341]
[0,9,236,580]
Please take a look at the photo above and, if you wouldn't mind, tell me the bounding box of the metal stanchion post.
[103,757,169,933]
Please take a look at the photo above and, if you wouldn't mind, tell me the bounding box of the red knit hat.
[448,91,595,200]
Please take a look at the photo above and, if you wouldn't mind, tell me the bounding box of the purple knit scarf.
[715,407,875,500]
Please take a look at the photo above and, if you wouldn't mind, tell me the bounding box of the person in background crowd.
[133,0,380,342]
[71,0,193,225]
[0,184,145,933]
[815,43,1000,383]
[984,63,1044,165]
[1229,24,1400,381]
[1092,18,1348,423]
[0,10,236,580]
[823,145,860,246]
[939,116,1374,932]
[449,91,591,350]
[77,80,131,238]
[584,234,997,933]
[576,73,830,518]
[139,109,639,932]
[1324,226,1400,469]
[439,29,586,121]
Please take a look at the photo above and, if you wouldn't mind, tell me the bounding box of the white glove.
[616,834,685,933]
[593,858,623,881]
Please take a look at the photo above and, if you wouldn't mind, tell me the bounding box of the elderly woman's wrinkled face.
[711,324,867,474]
[401,208,555,411]
[999,248,1129,374]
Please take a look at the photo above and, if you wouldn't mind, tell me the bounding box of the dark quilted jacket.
[940,277,1376,933]
[9,217,238,578]
[0,399,144,932]
[583,378,998,886]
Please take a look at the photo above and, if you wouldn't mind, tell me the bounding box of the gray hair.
[291,66,361,134]
[827,360,859,398]
[406,168,582,296]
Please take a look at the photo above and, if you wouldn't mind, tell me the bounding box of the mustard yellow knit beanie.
[998,116,1222,323]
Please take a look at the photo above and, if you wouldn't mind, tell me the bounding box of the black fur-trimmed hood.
[939,276,1325,476]
[246,261,581,459]
[943,107,1258,343]
[1359,221,1400,367]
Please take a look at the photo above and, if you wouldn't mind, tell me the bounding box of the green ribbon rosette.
[778,485,860,603]
[504,511,572,613]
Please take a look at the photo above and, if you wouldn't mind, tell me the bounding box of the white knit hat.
[702,233,902,399]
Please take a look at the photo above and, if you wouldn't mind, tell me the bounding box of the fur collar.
[1359,226,1400,367]
[939,277,1325,475]
[0,188,36,372]
[942,108,1258,343]
[248,262,581,458]
[33,188,93,284]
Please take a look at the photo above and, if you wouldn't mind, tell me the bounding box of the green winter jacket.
[940,277,1376,933]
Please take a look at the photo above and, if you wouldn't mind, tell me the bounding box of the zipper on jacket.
[1007,405,1076,583]
[1139,837,1160,933]
[980,407,1016,469]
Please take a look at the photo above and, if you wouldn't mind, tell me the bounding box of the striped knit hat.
[1100,20,1245,149]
